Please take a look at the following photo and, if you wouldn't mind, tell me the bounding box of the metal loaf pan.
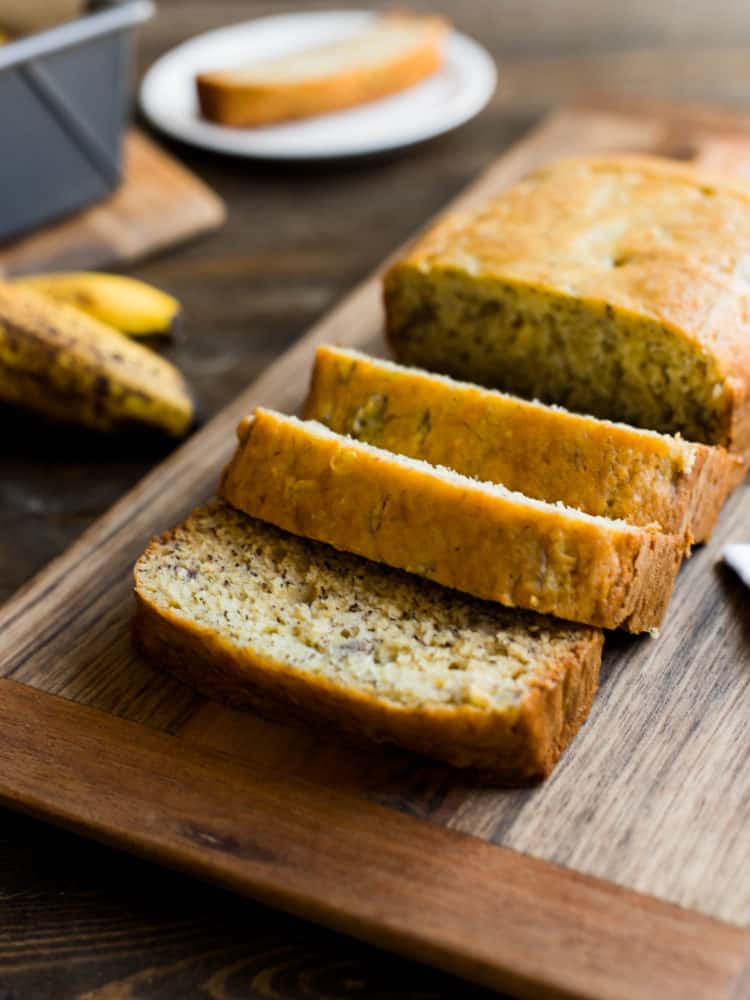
[0,0,153,241]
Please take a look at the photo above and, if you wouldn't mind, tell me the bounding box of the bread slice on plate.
[133,501,603,783]
[197,13,448,127]
[384,154,750,467]
[304,345,737,542]
[220,408,685,633]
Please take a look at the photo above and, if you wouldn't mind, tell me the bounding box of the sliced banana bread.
[304,345,737,542]
[197,13,447,127]
[384,154,750,463]
[133,501,603,782]
[220,408,685,632]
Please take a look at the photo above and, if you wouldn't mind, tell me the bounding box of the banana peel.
[0,282,193,436]
[14,272,182,339]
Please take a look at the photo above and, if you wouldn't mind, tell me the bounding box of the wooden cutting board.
[0,130,225,276]
[2,103,750,1000]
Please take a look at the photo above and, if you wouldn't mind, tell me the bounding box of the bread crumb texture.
[134,502,603,780]
[138,503,595,708]
[384,155,750,455]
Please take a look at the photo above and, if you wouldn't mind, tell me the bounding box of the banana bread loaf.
[384,154,750,465]
[133,501,603,782]
[304,345,736,542]
[220,408,685,632]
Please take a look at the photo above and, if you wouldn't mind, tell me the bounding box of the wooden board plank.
[2,103,750,997]
[0,130,225,276]
[1,679,748,1000]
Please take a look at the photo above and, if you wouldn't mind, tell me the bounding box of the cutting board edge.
[1,678,748,1000]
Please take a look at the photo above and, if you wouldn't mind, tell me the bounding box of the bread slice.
[196,14,447,127]
[220,408,685,632]
[133,501,603,782]
[384,154,750,465]
[304,345,737,542]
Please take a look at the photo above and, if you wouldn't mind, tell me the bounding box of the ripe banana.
[0,282,193,436]
[14,272,182,339]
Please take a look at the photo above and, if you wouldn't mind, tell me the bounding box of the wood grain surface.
[0,130,225,277]
[2,102,750,1000]
[2,679,749,1000]
[6,3,750,997]
[0,816,488,1000]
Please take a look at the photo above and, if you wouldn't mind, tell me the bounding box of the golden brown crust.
[221,408,685,632]
[196,15,447,127]
[133,544,603,784]
[304,345,736,542]
[383,154,750,459]
[687,445,744,541]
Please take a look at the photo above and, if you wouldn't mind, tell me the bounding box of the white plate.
[139,10,497,160]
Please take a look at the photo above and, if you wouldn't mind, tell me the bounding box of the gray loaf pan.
[0,0,153,242]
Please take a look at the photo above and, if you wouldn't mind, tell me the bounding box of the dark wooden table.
[3,2,750,996]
